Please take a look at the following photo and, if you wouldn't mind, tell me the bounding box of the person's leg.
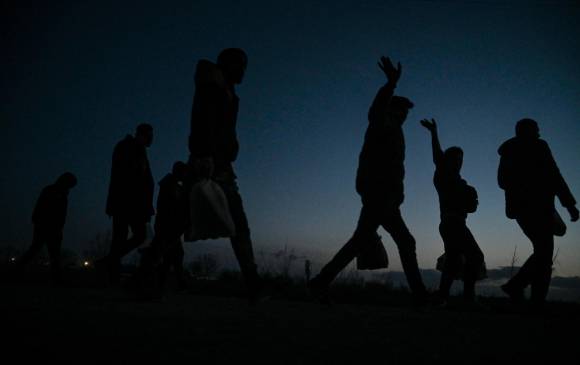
[140,235,163,269]
[46,231,63,284]
[122,220,147,257]
[438,221,462,300]
[382,209,426,296]
[158,241,171,290]
[459,224,484,302]
[18,226,45,267]
[503,215,553,303]
[106,216,129,283]
[172,239,186,289]
[218,178,262,295]
[312,203,381,288]
[520,221,553,304]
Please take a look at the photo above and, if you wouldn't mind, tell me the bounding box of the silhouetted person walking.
[17,172,77,284]
[188,48,264,301]
[498,118,578,304]
[144,161,189,290]
[421,119,484,306]
[101,123,155,284]
[309,57,427,303]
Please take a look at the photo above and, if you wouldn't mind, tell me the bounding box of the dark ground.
[2,267,578,364]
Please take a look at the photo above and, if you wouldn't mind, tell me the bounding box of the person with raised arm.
[421,118,485,307]
[308,56,427,304]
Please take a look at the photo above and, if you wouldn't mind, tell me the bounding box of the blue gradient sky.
[2,0,579,275]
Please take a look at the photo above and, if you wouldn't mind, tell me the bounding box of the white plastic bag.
[185,179,236,241]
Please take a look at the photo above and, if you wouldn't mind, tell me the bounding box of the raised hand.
[568,206,579,222]
[420,118,437,132]
[378,56,402,85]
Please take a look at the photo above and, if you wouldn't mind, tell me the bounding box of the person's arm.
[189,84,219,159]
[420,118,443,165]
[368,56,401,123]
[31,188,48,223]
[544,142,578,221]
[189,61,222,178]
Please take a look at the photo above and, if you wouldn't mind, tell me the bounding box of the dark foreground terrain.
[2,269,578,364]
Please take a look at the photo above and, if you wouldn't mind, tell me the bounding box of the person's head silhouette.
[515,118,539,140]
[56,172,77,192]
[217,48,248,85]
[136,123,154,147]
[388,96,414,126]
[443,146,463,174]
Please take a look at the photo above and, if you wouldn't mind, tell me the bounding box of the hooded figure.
[498,118,578,304]
[187,49,264,303]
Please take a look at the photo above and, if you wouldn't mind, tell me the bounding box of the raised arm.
[368,56,401,123]
[420,118,443,165]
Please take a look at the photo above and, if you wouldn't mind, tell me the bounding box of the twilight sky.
[2,0,579,276]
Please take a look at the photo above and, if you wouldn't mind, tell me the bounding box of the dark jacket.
[106,135,155,220]
[154,173,188,238]
[498,136,575,219]
[356,82,405,204]
[32,184,69,231]
[189,60,240,169]
[434,165,478,221]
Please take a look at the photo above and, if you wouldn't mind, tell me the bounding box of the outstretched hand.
[378,56,402,85]
[568,206,579,222]
[420,118,437,132]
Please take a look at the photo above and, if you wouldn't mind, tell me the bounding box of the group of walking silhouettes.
[16,49,578,307]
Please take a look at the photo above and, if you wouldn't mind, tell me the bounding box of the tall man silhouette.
[498,118,578,304]
[189,48,263,301]
[102,123,155,284]
[17,172,77,284]
[309,56,427,303]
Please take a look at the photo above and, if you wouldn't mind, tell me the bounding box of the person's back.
[106,134,155,220]
[498,133,573,218]
[433,157,476,221]
[189,59,240,169]
[32,184,69,232]
[356,95,411,197]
